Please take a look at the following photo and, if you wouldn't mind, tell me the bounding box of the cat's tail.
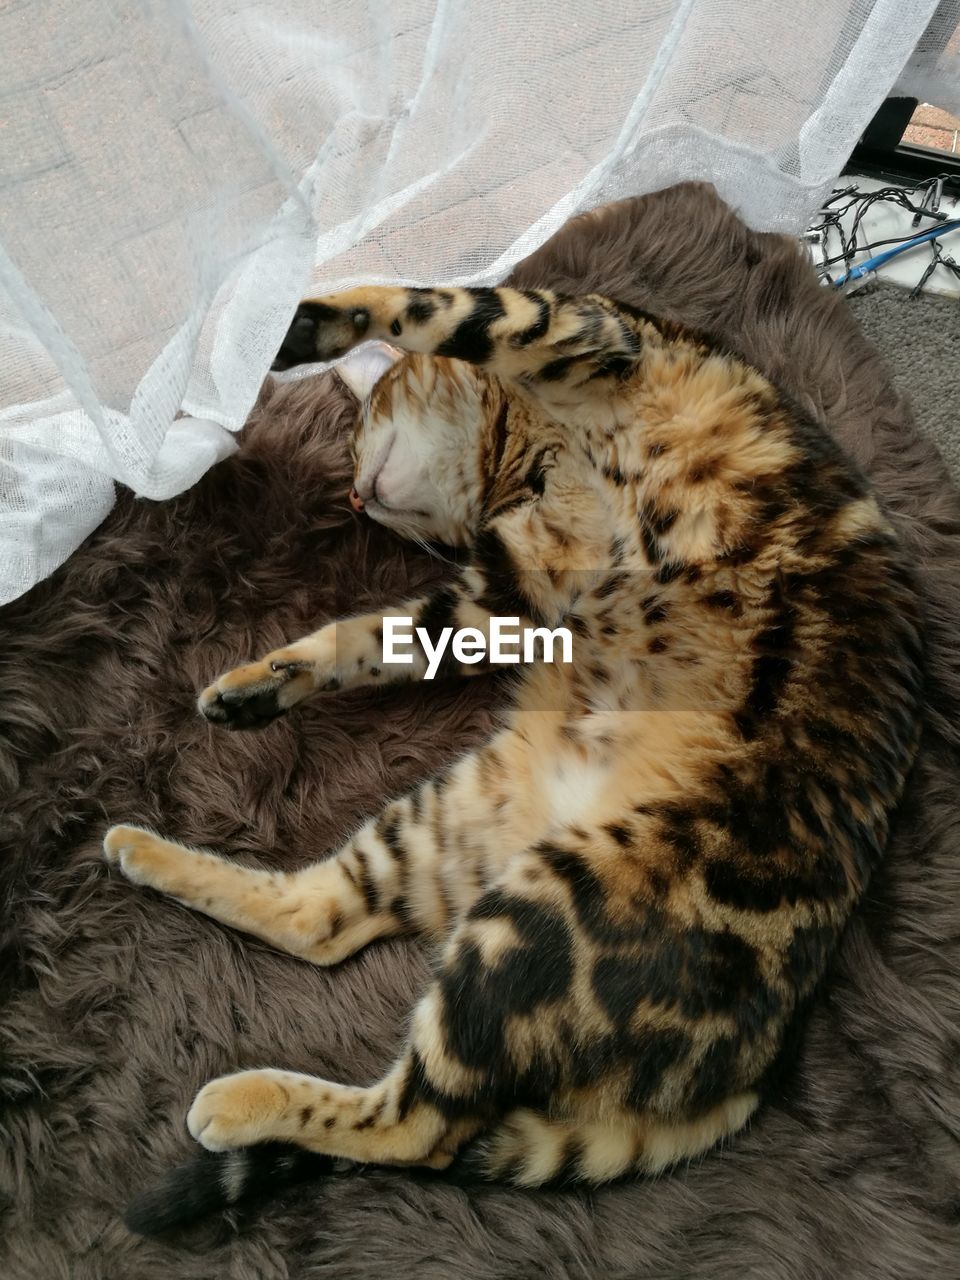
[123,1143,338,1236]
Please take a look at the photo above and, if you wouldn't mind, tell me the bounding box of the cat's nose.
[349,486,365,512]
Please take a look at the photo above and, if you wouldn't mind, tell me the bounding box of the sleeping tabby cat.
[103,282,923,1233]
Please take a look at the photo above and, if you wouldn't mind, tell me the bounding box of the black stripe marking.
[351,847,379,913]
[353,1096,387,1131]
[397,1051,479,1122]
[375,811,410,922]
[655,561,684,585]
[406,289,437,324]
[510,291,552,346]
[538,354,583,382]
[587,353,636,381]
[408,790,423,824]
[523,448,551,496]
[704,590,741,613]
[435,289,506,364]
[417,589,460,677]
[605,823,633,846]
[638,518,662,566]
[595,571,628,600]
[474,527,537,620]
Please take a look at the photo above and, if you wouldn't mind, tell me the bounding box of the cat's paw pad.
[272,300,370,370]
[197,656,316,730]
[198,682,287,730]
[187,1070,291,1151]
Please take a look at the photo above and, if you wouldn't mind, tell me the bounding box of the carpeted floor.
[849,283,960,481]
[2,185,959,1280]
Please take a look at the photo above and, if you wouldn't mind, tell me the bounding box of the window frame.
[846,96,960,190]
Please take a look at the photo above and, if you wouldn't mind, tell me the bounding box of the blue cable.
[833,220,960,287]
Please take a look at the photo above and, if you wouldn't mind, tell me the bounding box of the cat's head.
[338,344,503,548]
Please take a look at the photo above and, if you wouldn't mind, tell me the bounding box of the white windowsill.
[807,174,960,299]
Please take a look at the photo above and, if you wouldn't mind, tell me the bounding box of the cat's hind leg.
[184,1049,481,1170]
[134,878,759,1216]
[178,867,570,1169]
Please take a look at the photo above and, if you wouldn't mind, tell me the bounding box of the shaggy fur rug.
[2,184,959,1280]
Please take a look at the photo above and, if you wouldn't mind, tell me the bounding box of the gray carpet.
[849,283,960,481]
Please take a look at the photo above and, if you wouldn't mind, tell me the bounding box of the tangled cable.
[805,175,960,294]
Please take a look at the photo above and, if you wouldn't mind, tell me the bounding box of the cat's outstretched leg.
[102,823,402,963]
[197,584,523,730]
[123,1032,485,1234]
[102,719,540,962]
[196,599,433,729]
[274,286,645,388]
[197,512,581,729]
[184,1048,478,1170]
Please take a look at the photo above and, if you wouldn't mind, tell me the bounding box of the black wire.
[910,247,940,299]
[809,175,960,286]
[932,238,960,281]
[820,226,958,268]
[908,236,960,298]
[809,184,947,236]
[812,190,930,267]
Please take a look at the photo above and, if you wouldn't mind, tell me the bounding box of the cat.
[103,282,924,1233]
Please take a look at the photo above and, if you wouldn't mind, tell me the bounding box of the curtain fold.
[0,0,944,605]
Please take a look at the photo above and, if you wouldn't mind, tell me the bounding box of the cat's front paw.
[187,1069,294,1151]
[272,299,371,370]
[197,651,323,730]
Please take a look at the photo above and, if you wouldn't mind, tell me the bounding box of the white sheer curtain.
[0,0,944,605]
[895,1,960,112]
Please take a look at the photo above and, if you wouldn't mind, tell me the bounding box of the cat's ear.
[334,342,403,401]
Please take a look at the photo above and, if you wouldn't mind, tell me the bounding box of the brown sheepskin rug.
[2,183,959,1280]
